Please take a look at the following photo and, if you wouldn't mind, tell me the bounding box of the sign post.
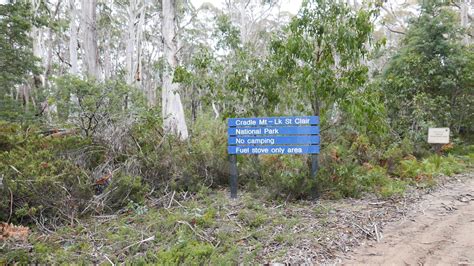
[428,128,450,154]
[227,116,320,199]
[311,153,319,198]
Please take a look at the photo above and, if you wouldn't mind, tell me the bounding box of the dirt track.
[344,173,474,265]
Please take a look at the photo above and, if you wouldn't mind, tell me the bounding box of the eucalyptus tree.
[174,0,288,119]
[68,0,78,75]
[223,0,285,53]
[382,0,474,139]
[270,0,384,133]
[0,2,38,98]
[81,0,99,79]
[161,0,188,139]
[0,1,41,120]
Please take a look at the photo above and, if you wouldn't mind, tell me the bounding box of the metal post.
[311,153,319,198]
[229,154,238,199]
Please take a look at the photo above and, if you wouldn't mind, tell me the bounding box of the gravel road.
[344,172,474,265]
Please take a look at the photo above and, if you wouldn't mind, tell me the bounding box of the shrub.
[104,174,149,209]
[358,166,407,198]
[381,137,414,173]
[0,122,94,224]
[258,155,315,199]
[396,154,465,181]
[130,112,228,192]
[157,237,214,264]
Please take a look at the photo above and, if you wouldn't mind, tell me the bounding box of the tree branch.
[384,25,406,35]
[56,51,72,67]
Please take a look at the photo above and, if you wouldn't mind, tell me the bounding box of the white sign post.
[428,128,450,144]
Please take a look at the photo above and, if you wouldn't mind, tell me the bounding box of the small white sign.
[428,128,450,144]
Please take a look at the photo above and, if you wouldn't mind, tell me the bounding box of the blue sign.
[228,126,319,136]
[228,145,320,155]
[227,116,321,198]
[229,136,320,145]
[228,116,319,127]
[227,116,320,155]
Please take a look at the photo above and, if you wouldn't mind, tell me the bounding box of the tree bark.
[460,0,469,45]
[81,0,99,79]
[69,0,78,74]
[161,0,189,140]
[239,0,247,43]
[126,0,137,85]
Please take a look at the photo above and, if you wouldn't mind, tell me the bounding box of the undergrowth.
[0,190,329,264]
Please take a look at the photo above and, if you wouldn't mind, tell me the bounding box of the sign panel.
[227,116,321,198]
[228,126,319,136]
[428,128,450,144]
[228,116,319,127]
[228,145,320,155]
[229,136,320,145]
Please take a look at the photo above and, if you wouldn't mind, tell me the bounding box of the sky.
[190,0,303,15]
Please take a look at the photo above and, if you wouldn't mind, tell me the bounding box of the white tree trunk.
[460,0,469,45]
[125,0,145,87]
[30,0,45,87]
[126,0,137,85]
[81,0,99,79]
[162,0,188,140]
[69,0,78,74]
[103,32,112,79]
[136,3,146,85]
[239,0,247,43]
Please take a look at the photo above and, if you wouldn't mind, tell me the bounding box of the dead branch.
[177,220,215,247]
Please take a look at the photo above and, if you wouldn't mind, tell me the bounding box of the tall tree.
[69,0,78,75]
[161,0,188,139]
[382,0,474,138]
[0,2,38,97]
[459,0,469,44]
[0,1,39,119]
[81,0,99,78]
[271,0,380,131]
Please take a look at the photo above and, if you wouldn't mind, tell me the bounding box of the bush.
[0,122,94,224]
[256,155,313,199]
[104,174,149,209]
[358,166,407,198]
[157,236,214,264]
[130,112,229,192]
[397,154,465,181]
[317,141,365,198]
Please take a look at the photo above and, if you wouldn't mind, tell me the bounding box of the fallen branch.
[352,222,374,238]
[374,223,381,242]
[167,191,175,209]
[103,254,114,265]
[177,220,215,247]
[9,165,22,175]
[368,201,387,206]
[122,235,155,251]
[7,188,13,224]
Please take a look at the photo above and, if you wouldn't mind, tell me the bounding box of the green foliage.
[382,1,474,138]
[397,154,465,181]
[0,2,39,94]
[0,121,94,223]
[53,76,144,136]
[0,97,38,123]
[316,132,415,199]
[271,0,380,122]
[130,112,228,191]
[259,155,315,199]
[157,239,214,265]
[358,166,407,198]
[214,14,241,50]
[104,174,149,209]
